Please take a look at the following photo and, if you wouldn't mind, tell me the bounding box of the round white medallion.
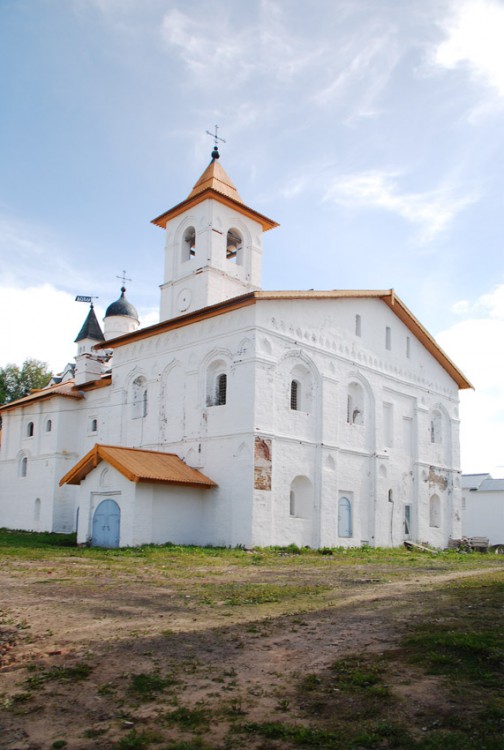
[177,289,192,312]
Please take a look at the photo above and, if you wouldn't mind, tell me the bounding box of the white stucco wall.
[0,293,463,549]
[462,489,504,546]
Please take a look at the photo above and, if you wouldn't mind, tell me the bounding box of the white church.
[0,146,472,548]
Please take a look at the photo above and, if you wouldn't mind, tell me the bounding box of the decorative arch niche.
[289,475,313,519]
[131,376,148,419]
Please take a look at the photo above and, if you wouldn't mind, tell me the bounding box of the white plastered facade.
[0,157,467,548]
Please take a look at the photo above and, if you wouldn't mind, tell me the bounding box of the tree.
[0,359,52,407]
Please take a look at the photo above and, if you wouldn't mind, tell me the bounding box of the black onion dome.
[105,287,138,320]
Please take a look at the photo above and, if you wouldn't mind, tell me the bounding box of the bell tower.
[152,137,278,321]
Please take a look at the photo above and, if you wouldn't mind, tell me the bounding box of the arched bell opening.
[226,228,243,264]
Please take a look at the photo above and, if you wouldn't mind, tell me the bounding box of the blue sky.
[0,0,503,475]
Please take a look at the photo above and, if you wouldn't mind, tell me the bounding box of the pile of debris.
[447,536,490,553]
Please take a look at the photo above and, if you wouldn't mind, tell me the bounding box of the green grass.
[164,705,211,731]
[401,578,504,689]
[128,671,178,700]
[329,657,390,696]
[0,528,76,549]
[113,730,164,749]
[199,581,330,606]
[239,720,412,748]
[25,662,93,688]
[1,527,502,573]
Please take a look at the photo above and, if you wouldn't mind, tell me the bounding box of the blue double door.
[92,498,121,548]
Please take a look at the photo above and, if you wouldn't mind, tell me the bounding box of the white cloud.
[313,29,399,114]
[435,0,504,97]
[0,214,90,291]
[160,4,323,89]
[0,285,99,373]
[451,299,471,314]
[0,284,159,375]
[437,284,504,477]
[323,170,478,241]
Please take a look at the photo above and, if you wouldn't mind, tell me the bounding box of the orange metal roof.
[187,158,244,203]
[151,159,278,232]
[60,444,217,488]
[101,289,472,390]
[0,380,84,413]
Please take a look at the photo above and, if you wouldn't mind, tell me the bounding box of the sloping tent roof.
[151,158,278,232]
[99,289,473,390]
[75,305,105,343]
[60,444,217,489]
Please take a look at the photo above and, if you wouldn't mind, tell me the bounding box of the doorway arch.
[92,498,121,548]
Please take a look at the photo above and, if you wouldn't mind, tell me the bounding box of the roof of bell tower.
[151,157,278,232]
[186,158,244,204]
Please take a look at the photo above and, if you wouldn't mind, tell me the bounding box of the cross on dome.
[116,270,132,292]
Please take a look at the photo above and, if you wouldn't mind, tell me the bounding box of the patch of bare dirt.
[0,562,501,749]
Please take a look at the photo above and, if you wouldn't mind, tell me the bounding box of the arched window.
[45,419,52,433]
[226,227,243,263]
[430,410,442,444]
[289,363,313,413]
[182,226,196,261]
[429,495,441,528]
[347,382,364,425]
[338,497,352,537]
[34,498,41,523]
[206,360,228,407]
[132,376,148,419]
[19,456,28,478]
[290,380,300,410]
[27,421,34,437]
[90,418,98,433]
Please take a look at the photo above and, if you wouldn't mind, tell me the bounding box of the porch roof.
[59,444,217,489]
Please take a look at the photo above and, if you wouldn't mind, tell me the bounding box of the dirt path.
[0,561,501,749]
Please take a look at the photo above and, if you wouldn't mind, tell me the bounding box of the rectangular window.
[290,380,299,410]
[289,491,296,516]
[355,314,361,337]
[404,504,412,539]
[385,326,391,350]
[216,373,227,406]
